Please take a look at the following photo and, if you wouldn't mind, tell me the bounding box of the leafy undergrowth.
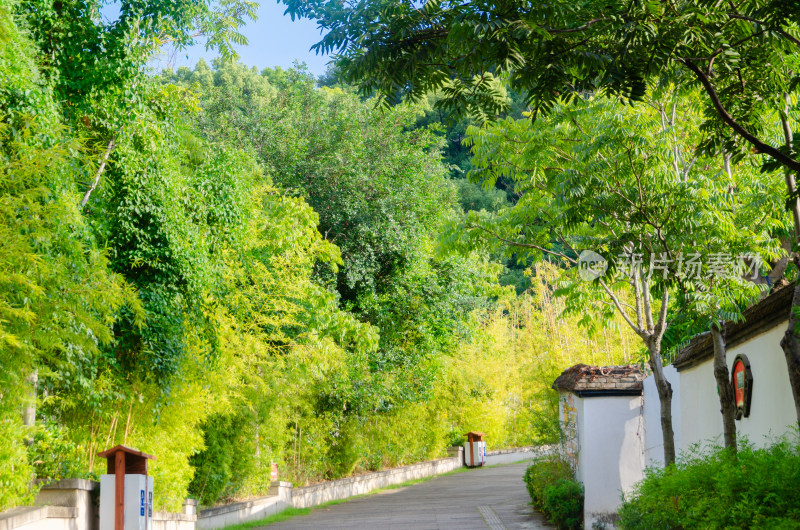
[523,457,583,529]
[619,438,800,529]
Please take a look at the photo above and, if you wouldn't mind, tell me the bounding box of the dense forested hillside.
[0,1,639,510]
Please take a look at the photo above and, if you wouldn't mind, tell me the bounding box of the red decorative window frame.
[731,354,753,420]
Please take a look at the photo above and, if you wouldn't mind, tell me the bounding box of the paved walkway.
[264,463,552,529]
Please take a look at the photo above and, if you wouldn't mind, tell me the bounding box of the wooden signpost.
[98,445,156,530]
[465,431,486,467]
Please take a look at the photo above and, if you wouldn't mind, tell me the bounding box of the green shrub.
[524,456,584,529]
[544,479,584,530]
[523,457,572,509]
[619,438,800,529]
[28,423,87,482]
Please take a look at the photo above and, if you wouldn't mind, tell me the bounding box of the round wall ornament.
[731,354,753,420]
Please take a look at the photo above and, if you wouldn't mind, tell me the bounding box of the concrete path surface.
[263,462,552,529]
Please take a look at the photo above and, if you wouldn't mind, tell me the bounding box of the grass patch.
[224,507,312,529]
[222,497,366,529]
[439,465,474,476]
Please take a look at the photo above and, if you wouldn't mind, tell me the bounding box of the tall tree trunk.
[780,283,800,430]
[647,338,675,466]
[23,370,37,446]
[710,326,737,452]
[779,97,800,429]
[718,153,740,451]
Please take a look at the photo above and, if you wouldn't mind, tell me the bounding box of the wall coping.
[39,507,76,519]
[198,492,283,518]
[673,282,795,371]
[37,478,99,492]
[552,364,644,396]
[486,445,550,456]
[154,511,197,522]
[0,506,49,527]
[0,505,77,529]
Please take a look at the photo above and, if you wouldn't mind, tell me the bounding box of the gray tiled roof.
[672,282,795,371]
[552,364,644,396]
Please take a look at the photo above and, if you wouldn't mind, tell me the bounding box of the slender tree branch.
[680,59,800,172]
[545,18,610,34]
[465,223,577,263]
[81,139,116,209]
[633,269,644,330]
[726,14,800,47]
[655,287,670,340]
[642,273,655,332]
[780,91,800,241]
[598,278,643,335]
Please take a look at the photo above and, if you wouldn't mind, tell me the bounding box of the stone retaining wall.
[0,506,76,530]
[153,510,197,530]
[0,479,199,530]
[290,452,463,510]
[195,482,291,530]
[485,445,555,466]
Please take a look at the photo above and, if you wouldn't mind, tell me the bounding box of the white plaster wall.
[579,396,645,529]
[643,364,681,467]
[571,320,796,527]
[679,358,724,451]
[573,395,586,485]
[728,323,796,444]
[679,321,796,451]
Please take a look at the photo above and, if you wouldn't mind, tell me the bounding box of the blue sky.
[135,2,332,76]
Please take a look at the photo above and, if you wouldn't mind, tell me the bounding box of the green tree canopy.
[283,0,800,171]
[444,88,788,463]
